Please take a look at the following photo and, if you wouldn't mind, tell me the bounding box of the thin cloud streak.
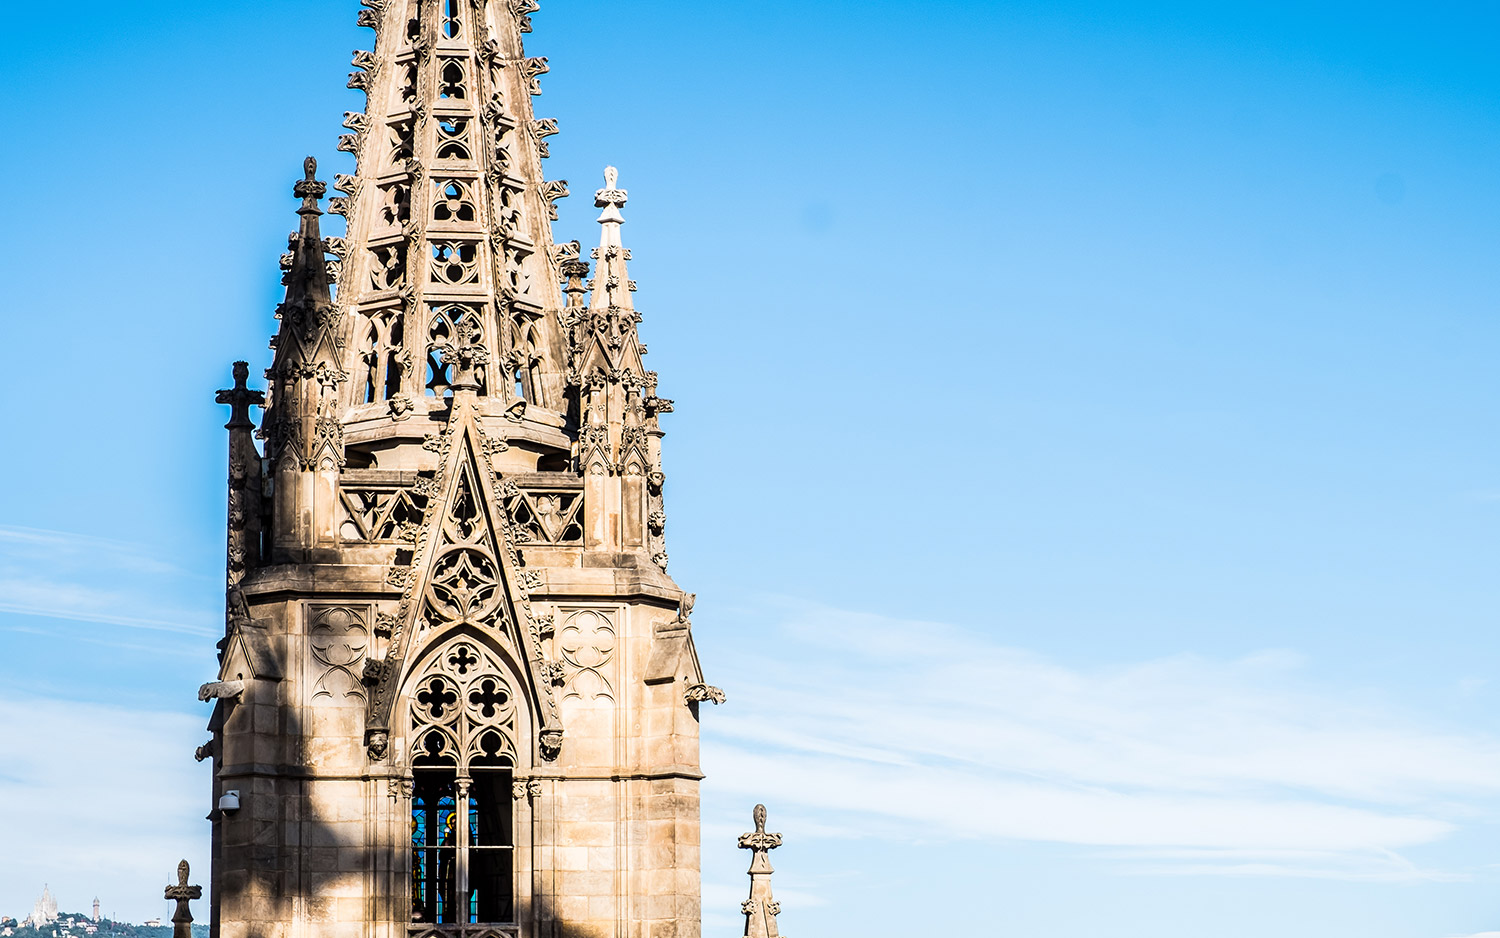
[0,524,216,636]
[702,600,1500,880]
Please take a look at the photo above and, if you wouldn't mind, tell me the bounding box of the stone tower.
[203,3,716,938]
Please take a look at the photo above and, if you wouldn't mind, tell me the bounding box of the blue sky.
[1,0,1499,935]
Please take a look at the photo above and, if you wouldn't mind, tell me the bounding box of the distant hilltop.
[0,911,206,938]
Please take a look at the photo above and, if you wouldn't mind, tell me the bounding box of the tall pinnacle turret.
[567,166,672,562]
[262,157,347,553]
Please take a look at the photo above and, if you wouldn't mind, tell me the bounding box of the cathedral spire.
[209,7,710,937]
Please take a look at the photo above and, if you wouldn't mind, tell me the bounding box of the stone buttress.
[204,4,718,938]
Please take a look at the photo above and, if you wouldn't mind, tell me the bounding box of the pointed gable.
[366,393,563,759]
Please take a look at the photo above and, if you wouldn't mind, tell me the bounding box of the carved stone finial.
[216,361,265,430]
[594,165,628,222]
[738,804,782,854]
[163,860,201,938]
[293,157,327,211]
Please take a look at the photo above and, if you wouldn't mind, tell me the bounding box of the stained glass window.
[407,642,518,925]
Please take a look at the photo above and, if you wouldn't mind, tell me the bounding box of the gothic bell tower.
[204,3,716,937]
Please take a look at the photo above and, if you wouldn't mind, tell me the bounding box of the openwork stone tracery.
[408,639,518,769]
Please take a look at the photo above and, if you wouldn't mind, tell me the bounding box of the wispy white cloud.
[0,694,210,923]
[0,524,216,637]
[702,600,1500,881]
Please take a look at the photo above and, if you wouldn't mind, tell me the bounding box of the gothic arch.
[398,633,529,927]
[399,632,532,772]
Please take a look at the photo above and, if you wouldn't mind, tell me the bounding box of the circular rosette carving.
[425,546,501,623]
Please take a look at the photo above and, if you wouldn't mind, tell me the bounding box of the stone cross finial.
[594,165,628,226]
[163,860,201,938]
[737,804,784,938]
[294,156,327,214]
[216,361,265,430]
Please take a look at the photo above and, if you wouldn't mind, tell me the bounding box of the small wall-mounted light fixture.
[218,790,241,813]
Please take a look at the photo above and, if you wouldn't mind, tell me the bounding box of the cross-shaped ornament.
[737,805,785,938]
[417,679,459,719]
[163,860,201,938]
[216,361,265,430]
[468,677,511,718]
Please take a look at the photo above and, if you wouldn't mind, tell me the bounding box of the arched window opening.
[360,321,379,403]
[440,60,467,99]
[407,642,517,925]
[441,0,463,39]
[384,318,406,399]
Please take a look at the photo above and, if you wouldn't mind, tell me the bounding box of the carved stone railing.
[504,484,583,545]
[340,471,583,546]
[409,925,519,938]
[339,483,429,543]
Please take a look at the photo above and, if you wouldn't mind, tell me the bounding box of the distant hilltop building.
[27,885,57,928]
[91,899,99,924]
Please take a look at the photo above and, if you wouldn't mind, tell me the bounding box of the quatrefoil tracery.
[407,640,518,770]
